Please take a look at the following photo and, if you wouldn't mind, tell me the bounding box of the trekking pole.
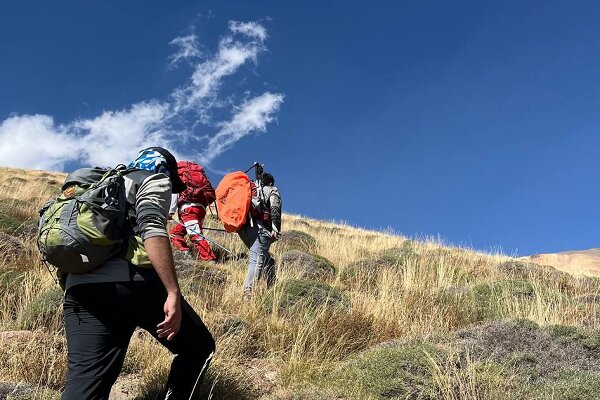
[194,232,233,255]
[200,226,228,233]
[244,162,259,174]
[173,221,227,233]
[177,222,234,254]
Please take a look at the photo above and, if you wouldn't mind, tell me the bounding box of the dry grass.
[1,167,599,399]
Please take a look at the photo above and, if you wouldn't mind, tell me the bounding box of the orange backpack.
[215,171,252,232]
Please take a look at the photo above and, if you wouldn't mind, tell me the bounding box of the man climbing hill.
[238,171,282,299]
[56,147,215,400]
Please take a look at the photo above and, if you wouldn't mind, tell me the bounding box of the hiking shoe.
[242,290,252,302]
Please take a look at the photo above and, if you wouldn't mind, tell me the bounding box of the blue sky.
[1,1,599,255]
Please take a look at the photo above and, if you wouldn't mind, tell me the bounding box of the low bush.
[281,250,336,281]
[262,279,348,314]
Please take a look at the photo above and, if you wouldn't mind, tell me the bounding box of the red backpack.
[177,161,216,206]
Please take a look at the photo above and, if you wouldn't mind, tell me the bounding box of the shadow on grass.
[133,368,257,400]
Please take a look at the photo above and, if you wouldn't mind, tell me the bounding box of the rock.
[439,285,470,296]
[0,382,36,399]
[241,358,279,395]
[0,233,27,263]
[109,374,142,400]
[0,330,33,342]
[281,250,336,280]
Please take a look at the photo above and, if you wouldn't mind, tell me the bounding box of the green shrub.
[277,230,318,252]
[262,279,348,313]
[549,324,600,350]
[281,250,336,280]
[0,198,34,234]
[523,370,600,400]
[334,343,443,399]
[470,280,536,319]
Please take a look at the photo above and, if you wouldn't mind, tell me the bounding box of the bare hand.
[157,292,181,341]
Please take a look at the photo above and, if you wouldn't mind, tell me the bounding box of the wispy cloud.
[228,21,267,41]
[169,34,202,67]
[201,92,284,165]
[0,20,283,171]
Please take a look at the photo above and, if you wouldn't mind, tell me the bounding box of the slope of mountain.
[526,248,600,277]
[1,167,600,399]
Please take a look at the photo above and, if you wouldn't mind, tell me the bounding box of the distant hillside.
[525,248,600,277]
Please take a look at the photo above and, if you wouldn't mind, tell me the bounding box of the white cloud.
[0,115,80,171]
[0,20,283,171]
[201,92,284,165]
[173,31,265,113]
[75,101,169,167]
[169,34,202,67]
[229,20,267,41]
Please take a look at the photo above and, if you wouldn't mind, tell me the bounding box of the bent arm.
[136,173,182,339]
[145,236,180,296]
[269,189,282,233]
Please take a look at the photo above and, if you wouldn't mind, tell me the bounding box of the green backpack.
[37,167,132,274]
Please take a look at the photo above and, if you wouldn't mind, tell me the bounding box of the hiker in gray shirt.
[61,147,214,400]
[238,172,281,299]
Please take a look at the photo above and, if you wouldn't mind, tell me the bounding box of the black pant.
[62,280,215,400]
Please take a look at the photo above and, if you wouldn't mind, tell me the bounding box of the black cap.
[147,147,187,194]
[262,172,275,186]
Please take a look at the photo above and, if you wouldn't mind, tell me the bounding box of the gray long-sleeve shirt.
[65,171,172,290]
[254,185,282,233]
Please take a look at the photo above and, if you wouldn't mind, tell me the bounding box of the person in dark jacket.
[61,147,215,400]
[237,172,281,299]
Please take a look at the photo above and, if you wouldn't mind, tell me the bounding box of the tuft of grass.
[19,286,63,331]
[262,279,348,314]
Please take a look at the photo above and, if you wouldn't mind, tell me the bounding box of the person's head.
[128,147,187,193]
[262,172,275,186]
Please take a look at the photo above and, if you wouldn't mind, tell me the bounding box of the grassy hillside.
[1,167,600,399]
